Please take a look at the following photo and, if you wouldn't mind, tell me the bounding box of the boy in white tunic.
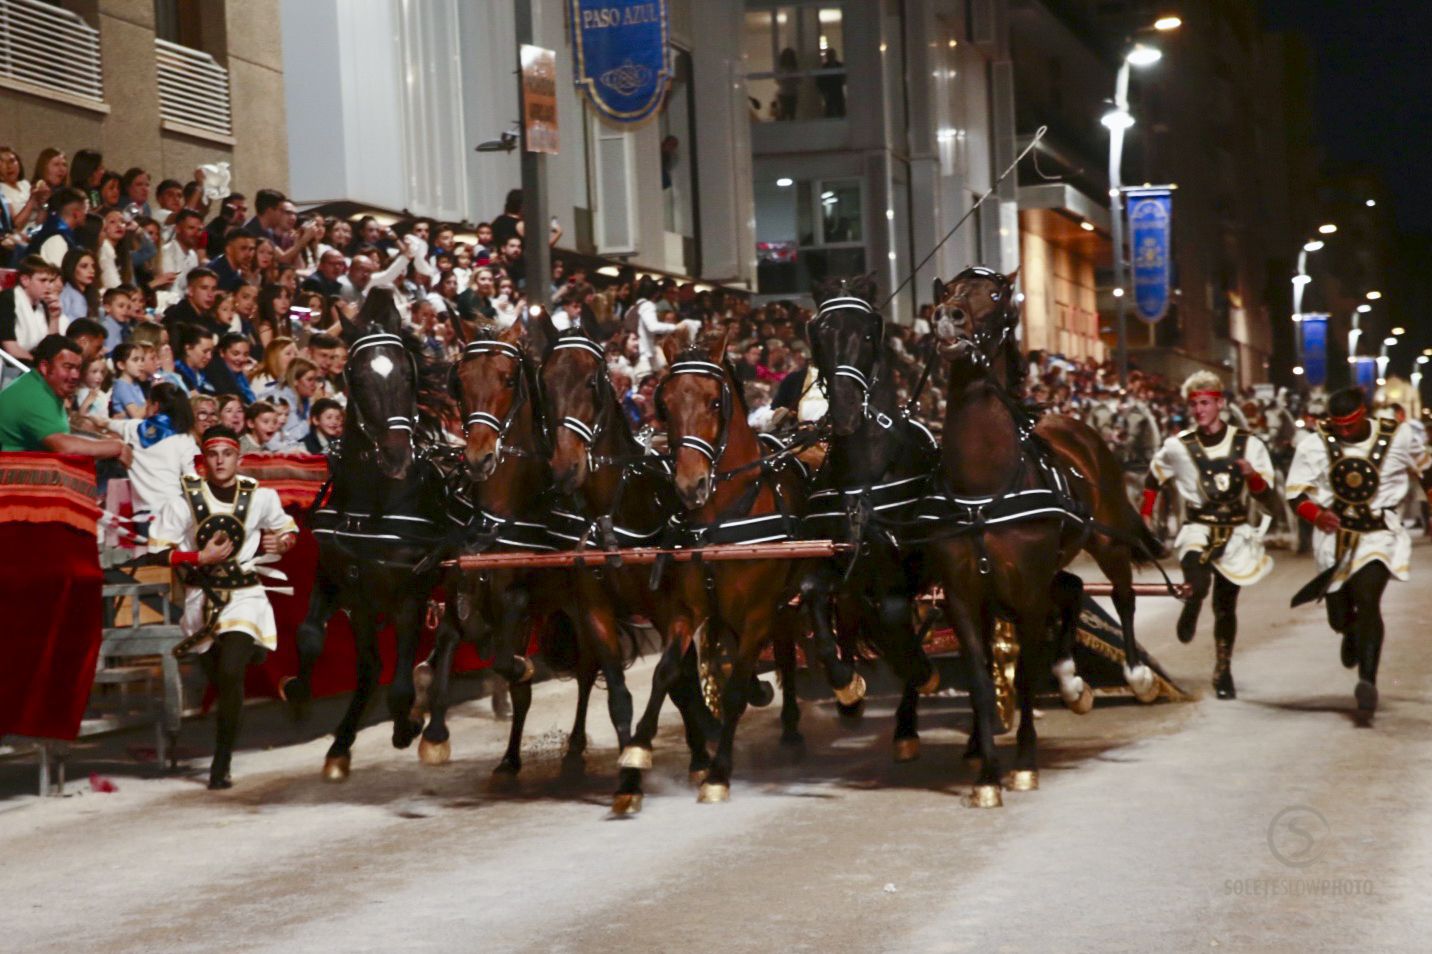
[1286,386,1432,714]
[1142,371,1278,699]
[148,427,298,788]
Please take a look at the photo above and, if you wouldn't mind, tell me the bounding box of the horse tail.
[537,610,582,676]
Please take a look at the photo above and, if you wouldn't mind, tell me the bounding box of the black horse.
[283,289,454,781]
[800,276,943,761]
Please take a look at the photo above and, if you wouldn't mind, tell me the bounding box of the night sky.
[1261,0,1432,238]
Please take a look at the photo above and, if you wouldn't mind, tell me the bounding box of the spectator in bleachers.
[174,324,217,395]
[163,266,221,336]
[249,336,296,395]
[207,332,256,402]
[121,167,152,218]
[204,192,246,253]
[69,149,105,205]
[240,399,280,454]
[0,334,130,463]
[98,171,122,209]
[94,206,134,290]
[208,228,257,292]
[110,342,148,418]
[337,253,375,306]
[302,397,344,454]
[64,317,108,363]
[99,286,137,352]
[159,209,204,308]
[75,352,111,425]
[32,148,68,192]
[302,249,347,298]
[244,188,286,244]
[59,247,99,323]
[0,255,63,363]
[104,380,197,514]
[253,284,292,348]
[30,187,88,268]
[217,393,245,433]
[1,146,48,237]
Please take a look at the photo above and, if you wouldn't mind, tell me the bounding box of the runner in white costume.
[1142,371,1279,699]
[1286,386,1432,714]
[147,426,298,788]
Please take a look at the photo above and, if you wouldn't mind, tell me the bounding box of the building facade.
[0,0,288,197]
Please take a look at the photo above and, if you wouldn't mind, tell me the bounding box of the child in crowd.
[745,381,776,432]
[100,286,135,352]
[110,342,149,418]
[207,291,238,335]
[240,400,280,454]
[75,353,112,425]
[269,398,291,450]
[302,397,344,454]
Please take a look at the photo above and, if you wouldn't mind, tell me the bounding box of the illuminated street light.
[1112,287,1125,298]
[1367,290,1382,300]
[1366,199,1376,207]
[1392,326,1407,336]
[1291,274,1312,287]
[1154,16,1183,30]
[1318,223,1338,234]
[1384,336,1399,347]
[775,177,793,188]
[1292,365,1305,375]
[1080,221,1096,231]
[1303,240,1324,252]
[1101,109,1135,130]
[1356,304,1372,313]
[1126,45,1163,66]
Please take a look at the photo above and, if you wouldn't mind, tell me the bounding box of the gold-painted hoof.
[1067,682,1095,715]
[1004,769,1039,792]
[689,769,708,787]
[1133,680,1160,705]
[515,655,536,684]
[413,660,433,692]
[322,755,351,782]
[418,738,451,766]
[918,669,941,695]
[611,793,643,815]
[833,672,867,707]
[278,676,297,703]
[697,782,730,803]
[618,746,653,770]
[893,737,921,762]
[966,784,1003,808]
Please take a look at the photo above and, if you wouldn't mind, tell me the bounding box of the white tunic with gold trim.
[1285,420,1429,593]
[1149,425,1275,586]
[148,479,298,652]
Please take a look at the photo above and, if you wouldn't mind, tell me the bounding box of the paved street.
[3,546,1431,953]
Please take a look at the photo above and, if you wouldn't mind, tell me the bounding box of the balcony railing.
[0,0,104,104]
[155,37,232,138]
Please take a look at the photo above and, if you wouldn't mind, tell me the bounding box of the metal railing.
[154,37,232,137]
[0,0,104,103]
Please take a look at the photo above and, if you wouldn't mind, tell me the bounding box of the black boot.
[1340,632,1358,669]
[208,753,233,790]
[1355,679,1378,713]
[1213,639,1236,700]
[1177,598,1202,644]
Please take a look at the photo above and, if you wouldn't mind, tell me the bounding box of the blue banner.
[1354,356,1377,391]
[1127,189,1173,323]
[1300,313,1328,388]
[570,1,672,124]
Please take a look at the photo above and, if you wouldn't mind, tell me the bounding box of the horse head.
[540,331,611,496]
[808,273,883,437]
[455,322,533,482]
[342,290,419,479]
[934,266,1021,380]
[658,329,735,510]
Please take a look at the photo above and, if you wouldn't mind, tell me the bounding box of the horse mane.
[812,273,878,305]
[671,342,748,416]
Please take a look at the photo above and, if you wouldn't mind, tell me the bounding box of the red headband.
[1187,389,1223,401]
[1329,405,1366,427]
[202,436,241,452]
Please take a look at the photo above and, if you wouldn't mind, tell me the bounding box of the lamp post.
[1105,39,1171,386]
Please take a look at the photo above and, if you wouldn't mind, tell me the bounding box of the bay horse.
[799,276,944,762]
[925,267,1160,807]
[283,288,453,781]
[539,329,719,813]
[641,331,809,803]
[416,321,563,779]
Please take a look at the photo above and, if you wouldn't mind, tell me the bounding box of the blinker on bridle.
[939,266,1018,365]
[548,336,609,469]
[661,359,733,476]
[459,338,541,467]
[811,295,882,416]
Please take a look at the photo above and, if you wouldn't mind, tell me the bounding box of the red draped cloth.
[232,454,489,698]
[0,454,104,740]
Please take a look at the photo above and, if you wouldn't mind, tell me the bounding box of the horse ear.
[706,327,730,364]
[1005,266,1020,288]
[931,277,946,304]
[526,306,558,358]
[499,318,527,347]
[356,287,401,335]
[661,328,684,367]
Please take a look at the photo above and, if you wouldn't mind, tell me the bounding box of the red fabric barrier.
[0,456,104,740]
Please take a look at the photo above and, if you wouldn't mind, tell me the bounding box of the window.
[659,47,700,274]
[743,4,846,122]
[755,175,864,294]
[154,0,203,50]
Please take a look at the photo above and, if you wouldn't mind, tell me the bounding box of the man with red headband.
[1143,371,1279,699]
[1286,386,1432,714]
[147,425,298,788]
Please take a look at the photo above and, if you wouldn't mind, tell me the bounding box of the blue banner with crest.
[1354,356,1377,391]
[1300,313,1329,388]
[570,0,673,125]
[1127,189,1173,323]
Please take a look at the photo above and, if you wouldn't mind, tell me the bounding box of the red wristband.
[169,550,199,567]
[1246,472,1268,494]
[1140,488,1158,518]
[1295,500,1323,525]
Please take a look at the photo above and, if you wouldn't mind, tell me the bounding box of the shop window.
[755,175,865,294]
[743,4,846,122]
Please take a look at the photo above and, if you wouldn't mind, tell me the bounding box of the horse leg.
[698,637,761,804]
[575,604,643,814]
[1005,620,1042,793]
[564,653,597,770]
[871,589,932,761]
[387,596,426,749]
[799,568,864,707]
[773,627,804,749]
[282,572,338,718]
[1096,543,1159,703]
[417,602,463,766]
[945,590,1003,807]
[322,607,382,781]
[664,642,714,785]
[1049,570,1094,714]
[491,585,534,777]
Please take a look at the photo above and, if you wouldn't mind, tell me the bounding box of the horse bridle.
[458,339,544,467]
[808,294,885,420]
[546,336,616,470]
[658,357,734,482]
[938,266,1019,368]
[342,331,418,452]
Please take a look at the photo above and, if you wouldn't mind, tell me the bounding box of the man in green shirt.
[0,334,131,464]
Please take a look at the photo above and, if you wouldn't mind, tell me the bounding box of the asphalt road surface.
[3,546,1430,953]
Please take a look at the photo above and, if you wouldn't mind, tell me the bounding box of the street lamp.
[1109,22,1179,386]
